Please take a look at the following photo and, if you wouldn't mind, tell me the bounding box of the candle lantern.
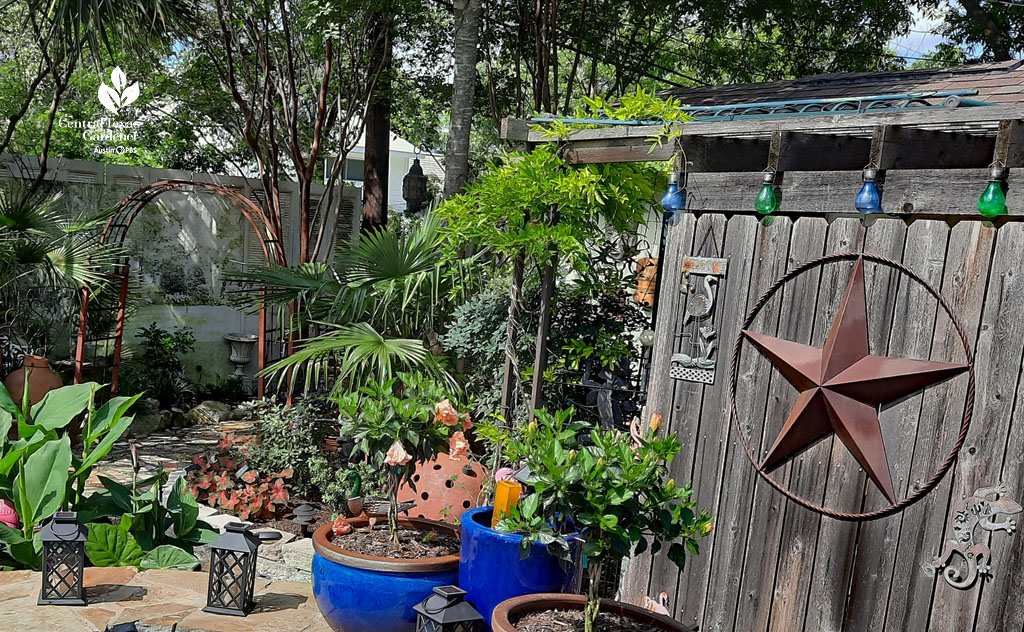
[204,522,261,616]
[414,585,485,632]
[38,512,88,606]
[403,158,430,213]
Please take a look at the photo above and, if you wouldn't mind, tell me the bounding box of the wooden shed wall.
[619,209,1024,632]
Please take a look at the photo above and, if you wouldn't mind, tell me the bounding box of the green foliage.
[140,544,201,571]
[436,144,657,274]
[309,459,383,512]
[186,434,294,521]
[84,520,144,567]
[497,408,710,632]
[119,323,196,409]
[337,373,466,541]
[0,380,139,569]
[238,395,337,498]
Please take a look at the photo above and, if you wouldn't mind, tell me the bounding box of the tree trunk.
[362,20,392,232]
[443,0,483,200]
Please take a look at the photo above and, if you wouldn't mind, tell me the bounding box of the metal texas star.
[742,256,968,505]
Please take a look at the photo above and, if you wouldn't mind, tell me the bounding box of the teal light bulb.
[755,183,778,215]
[978,180,1007,218]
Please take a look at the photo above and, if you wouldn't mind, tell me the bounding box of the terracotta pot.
[3,356,63,407]
[491,593,695,632]
[398,454,488,524]
[311,516,460,632]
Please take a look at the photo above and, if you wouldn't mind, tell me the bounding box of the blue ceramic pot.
[312,517,460,632]
[459,507,582,628]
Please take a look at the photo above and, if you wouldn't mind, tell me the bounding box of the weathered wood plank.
[502,105,1024,144]
[700,217,794,631]
[767,218,866,632]
[685,169,1024,218]
[647,213,721,616]
[733,216,829,632]
[929,222,1024,631]
[875,125,996,170]
[803,218,908,631]
[675,214,761,627]
[619,211,698,605]
[953,221,1024,632]
[777,132,872,173]
[843,219,950,630]
[883,221,996,632]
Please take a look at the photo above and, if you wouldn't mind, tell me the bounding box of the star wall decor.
[728,252,976,520]
[742,257,968,505]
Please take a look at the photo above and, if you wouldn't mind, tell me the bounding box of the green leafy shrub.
[497,409,711,632]
[119,323,195,409]
[187,433,293,521]
[238,395,336,497]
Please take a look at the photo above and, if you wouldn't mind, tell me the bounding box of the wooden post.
[528,235,557,418]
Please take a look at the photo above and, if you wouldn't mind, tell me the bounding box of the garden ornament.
[933,483,1021,589]
[671,256,728,385]
[730,252,975,520]
[642,591,671,616]
[0,498,19,529]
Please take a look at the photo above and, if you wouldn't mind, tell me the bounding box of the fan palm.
[230,213,472,394]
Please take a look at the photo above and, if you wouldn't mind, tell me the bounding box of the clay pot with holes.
[397,454,488,524]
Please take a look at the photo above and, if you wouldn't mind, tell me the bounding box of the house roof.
[660,60,1024,107]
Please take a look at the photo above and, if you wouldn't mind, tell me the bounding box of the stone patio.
[0,567,330,632]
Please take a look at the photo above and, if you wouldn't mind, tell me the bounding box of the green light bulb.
[755,183,778,215]
[978,181,1007,218]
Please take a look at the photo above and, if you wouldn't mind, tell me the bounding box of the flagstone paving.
[0,567,330,631]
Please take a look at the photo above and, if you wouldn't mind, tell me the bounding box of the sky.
[889,7,948,62]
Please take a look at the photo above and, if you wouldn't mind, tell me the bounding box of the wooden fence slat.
[733,216,829,632]
[700,216,794,632]
[953,221,1024,632]
[767,217,867,632]
[675,214,761,626]
[648,213,722,616]
[883,221,997,632]
[803,218,908,631]
[843,219,950,630]
[619,211,698,605]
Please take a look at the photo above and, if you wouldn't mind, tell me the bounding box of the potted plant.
[311,374,469,632]
[459,409,587,625]
[490,411,711,632]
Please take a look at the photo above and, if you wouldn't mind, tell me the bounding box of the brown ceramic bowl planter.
[311,516,461,632]
[491,593,694,632]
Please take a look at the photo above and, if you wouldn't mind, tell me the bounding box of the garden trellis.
[503,68,1024,631]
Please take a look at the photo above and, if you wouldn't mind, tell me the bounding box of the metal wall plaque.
[933,483,1022,589]
[671,256,728,385]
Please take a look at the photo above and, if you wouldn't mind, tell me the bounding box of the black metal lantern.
[403,158,429,213]
[38,512,88,606]
[204,522,261,616]
[414,585,485,632]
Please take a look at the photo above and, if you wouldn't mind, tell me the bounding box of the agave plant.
[230,213,472,394]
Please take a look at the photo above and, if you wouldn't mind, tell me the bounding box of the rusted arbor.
[73,180,287,398]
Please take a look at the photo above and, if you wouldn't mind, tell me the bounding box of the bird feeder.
[38,512,88,606]
[204,522,261,616]
[414,585,485,632]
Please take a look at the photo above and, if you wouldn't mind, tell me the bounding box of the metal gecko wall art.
[670,256,727,385]
[933,483,1022,589]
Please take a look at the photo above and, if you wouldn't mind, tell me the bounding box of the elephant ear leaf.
[31,383,98,432]
[167,476,199,538]
[15,434,71,527]
[85,522,143,567]
[140,545,199,571]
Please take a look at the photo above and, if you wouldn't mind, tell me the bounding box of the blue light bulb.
[661,182,685,213]
[854,169,882,214]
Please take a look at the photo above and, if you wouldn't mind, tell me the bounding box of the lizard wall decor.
[933,483,1022,589]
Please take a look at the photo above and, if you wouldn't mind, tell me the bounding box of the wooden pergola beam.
[871,125,995,170]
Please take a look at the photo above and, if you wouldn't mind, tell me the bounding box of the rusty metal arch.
[74,179,288,399]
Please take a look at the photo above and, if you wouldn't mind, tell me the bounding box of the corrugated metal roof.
[659,60,1024,106]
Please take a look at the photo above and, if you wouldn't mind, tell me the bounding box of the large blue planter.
[312,518,460,632]
[459,507,582,628]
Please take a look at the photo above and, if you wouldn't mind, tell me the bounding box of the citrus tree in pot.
[311,373,470,632]
[491,412,711,632]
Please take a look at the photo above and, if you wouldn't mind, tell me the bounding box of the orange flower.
[462,413,473,431]
[332,515,352,536]
[650,413,663,432]
[448,431,470,461]
[435,399,459,426]
[385,440,412,467]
